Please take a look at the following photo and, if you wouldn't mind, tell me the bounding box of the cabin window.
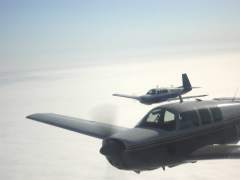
[160,89,168,93]
[198,109,212,125]
[152,89,156,94]
[179,110,199,129]
[210,107,223,122]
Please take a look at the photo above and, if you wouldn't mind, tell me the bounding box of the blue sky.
[1,0,240,71]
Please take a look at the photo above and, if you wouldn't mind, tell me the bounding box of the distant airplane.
[113,73,207,105]
[27,98,240,173]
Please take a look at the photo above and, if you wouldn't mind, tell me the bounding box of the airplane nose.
[100,139,125,156]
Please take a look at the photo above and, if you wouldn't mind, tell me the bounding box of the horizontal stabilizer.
[178,86,201,89]
[27,113,128,139]
[187,145,240,161]
[169,94,208,101]
[113,94,140,100]
[214,97,240,101]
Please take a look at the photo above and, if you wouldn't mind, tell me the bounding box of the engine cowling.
[100,138,127,169]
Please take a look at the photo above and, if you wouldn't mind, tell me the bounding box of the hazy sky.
[1,0,240,71]
[1,1,240,180]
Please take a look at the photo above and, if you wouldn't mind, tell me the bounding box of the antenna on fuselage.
[179,95,183,103]
[232,88,239,101]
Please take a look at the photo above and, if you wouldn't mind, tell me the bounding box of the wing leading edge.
[112,94,140,100]
[27,113,128,139]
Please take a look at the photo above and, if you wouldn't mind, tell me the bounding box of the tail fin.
[182,73,192,92]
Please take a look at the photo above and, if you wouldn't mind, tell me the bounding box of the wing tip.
[26,113,37,120]
[26,113,41,121]
[26,113,53,120]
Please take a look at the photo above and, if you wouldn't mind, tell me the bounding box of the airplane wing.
[169,94,208,101]
[27,113,128,139]
[112,93,140,100]
[186,145,240,161]
[214,97,240,101]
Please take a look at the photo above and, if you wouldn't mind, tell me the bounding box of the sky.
[1,0,240,71]
[1,0,240,180]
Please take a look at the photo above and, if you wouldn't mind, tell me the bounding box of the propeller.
[89,103,118,125]
[89,104,123,155]
[89,104,125,179]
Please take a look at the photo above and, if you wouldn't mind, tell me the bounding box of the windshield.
[147,89,156,95]
[147,89,168,95]
[139,108,177,131]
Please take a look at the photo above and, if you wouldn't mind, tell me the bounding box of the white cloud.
[1,53,240,179]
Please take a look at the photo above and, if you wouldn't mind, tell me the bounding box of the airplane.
[113,73,207,104]
[27,97,240,173]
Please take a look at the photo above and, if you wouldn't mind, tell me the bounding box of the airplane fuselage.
[101,100,240,171]
[113,73,205,105]
[139,88,186,105]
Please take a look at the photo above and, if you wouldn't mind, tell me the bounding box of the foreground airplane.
[113,73,207,104]
[27,97,240,173]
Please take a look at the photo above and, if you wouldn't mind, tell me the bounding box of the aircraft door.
[235,122,240,139]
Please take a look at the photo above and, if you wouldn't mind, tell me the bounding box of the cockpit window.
[164,110,175,122]
[147,89,168,95]
[147,89,157,95]
[146,110,162,123]
[163,110,176,131]
[141,108,176,131]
